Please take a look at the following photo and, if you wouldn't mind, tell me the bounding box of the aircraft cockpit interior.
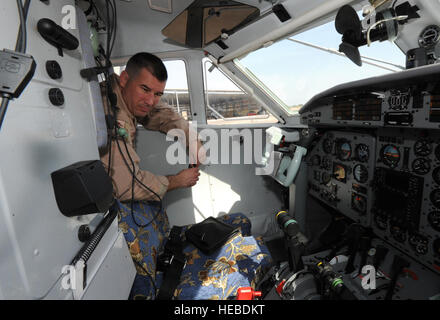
[0,0,439,303]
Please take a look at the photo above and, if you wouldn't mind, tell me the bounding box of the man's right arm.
[101,138,201,200]
[166,167,200,191]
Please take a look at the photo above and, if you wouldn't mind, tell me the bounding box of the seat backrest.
[116,200,170,298]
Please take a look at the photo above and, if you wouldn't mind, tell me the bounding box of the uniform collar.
[110,74,137,125]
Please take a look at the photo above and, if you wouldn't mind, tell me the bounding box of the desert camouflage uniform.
[100,74,198,201]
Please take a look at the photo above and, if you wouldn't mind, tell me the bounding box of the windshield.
[237,18,406,114]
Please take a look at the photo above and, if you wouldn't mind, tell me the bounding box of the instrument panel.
[300,85,440,130]
[308,131,376,227]
[306,128,440,275]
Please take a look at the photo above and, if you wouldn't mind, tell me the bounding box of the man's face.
[119,68,166,118]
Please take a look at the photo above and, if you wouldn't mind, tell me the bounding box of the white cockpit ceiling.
[99,0,362,59]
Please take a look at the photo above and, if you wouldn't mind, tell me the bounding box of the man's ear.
[119,70,129,88]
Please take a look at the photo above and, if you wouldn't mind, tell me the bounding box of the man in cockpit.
[100,52,204,202]
[99,52,207,299]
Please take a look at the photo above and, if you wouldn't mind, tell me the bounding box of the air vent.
[419,25,440,49]
[354,96,382,121]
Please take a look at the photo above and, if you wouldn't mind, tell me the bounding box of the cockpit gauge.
[321,156,331,171]
[435,144,440,161]
[414,139,432,156]
[381,144,400,168]
[333,163,346,182]
[321,172,331,185]
[336,139,351,161]
[409,233,429,255]
[309,155,321,167]
[428,211,440,232]
[374,213,388,230]
[351,193,367,214]
[389,89,410,110]
[355,144,369,162]
[430,189,440,209]
[412,158,431,175]
[353,164,368,183]
[321,156,331,170]
[390,225,407,243]
[433,167,440,185]
[323,138,333,154]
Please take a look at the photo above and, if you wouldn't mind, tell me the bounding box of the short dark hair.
[125,52,168,82]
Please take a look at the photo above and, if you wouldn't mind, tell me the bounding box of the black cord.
[107,82,162,298]
[2,0,28,130]
[0,96,11,130]
[103,0,117,61]
[15,0,27,53]
[99,56,163,228]
[97,2,163,296]
[105,0,111,63]
[15,0,30,53]
[108,0,117,57]
[133,260,158,299]
[97,47,165,227]
[90,0,105,24]
[119,130,163,228]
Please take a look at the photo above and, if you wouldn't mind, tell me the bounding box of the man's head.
[119,52,168,118]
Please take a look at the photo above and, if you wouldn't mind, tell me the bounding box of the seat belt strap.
[156,226,186,300]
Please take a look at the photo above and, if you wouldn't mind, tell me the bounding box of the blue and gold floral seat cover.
[116,200,273,300]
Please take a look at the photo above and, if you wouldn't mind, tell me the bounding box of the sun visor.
[162,0,259,48]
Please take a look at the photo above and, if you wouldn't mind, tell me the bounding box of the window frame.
[202,57,278,125]
[162,58,193,121]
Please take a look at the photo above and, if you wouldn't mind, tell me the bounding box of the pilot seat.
[117,201,273,300]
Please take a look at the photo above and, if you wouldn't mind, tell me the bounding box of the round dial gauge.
[352,193,367,214]
[374,213,388,230]
[323,138,333,154]
[435,144,440,161]
[428,211,440,232]
[333,164,346,182]
[430,189,440,209]
[409,233,429,255]
[390,225,406,243]
[321,172,331,185]
[433,167,440,185]
[353,164,368,183]
[355,144,369,162]
[309,155,321,167]
[336,140,351,161]
[412,158,431,175]
[321,156,331,170]
[381,145,400,168]
[414,139,432,156]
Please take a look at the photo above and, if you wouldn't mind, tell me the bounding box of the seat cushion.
[217,213,252,237]
[116,200,272,300]
[175,233,272,300]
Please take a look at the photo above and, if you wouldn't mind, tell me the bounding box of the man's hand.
[167,167,200,191]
